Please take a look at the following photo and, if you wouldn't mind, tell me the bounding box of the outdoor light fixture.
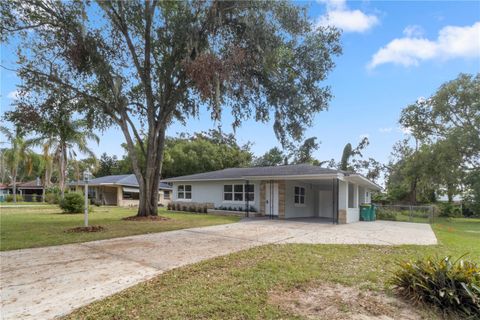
[83,169,91,227]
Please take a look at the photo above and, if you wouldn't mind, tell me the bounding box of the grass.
[0,201,50,206]
[64,217,480,320]
[0,205,240,251]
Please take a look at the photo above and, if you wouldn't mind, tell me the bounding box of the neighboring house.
[71,174,172,207]
[0,183,9,202]
[164,164,382,224]
[7,178,44,201]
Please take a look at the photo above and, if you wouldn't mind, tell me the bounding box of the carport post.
[245,180,250,218]
[83,170,90,227]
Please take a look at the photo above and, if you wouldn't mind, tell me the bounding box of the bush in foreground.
[391,256,480,319]
[59,193,85,213]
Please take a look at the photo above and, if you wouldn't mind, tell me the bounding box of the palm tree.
[0,126,35,203]
[37,142,54,202]
[32,119,99,198]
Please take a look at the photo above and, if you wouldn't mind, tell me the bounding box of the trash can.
[371,204,376,221]
[360,205,371,221]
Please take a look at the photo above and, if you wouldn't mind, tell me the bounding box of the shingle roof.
[72,174,172,190]
[163,164,347,182]
[15,180,44,188]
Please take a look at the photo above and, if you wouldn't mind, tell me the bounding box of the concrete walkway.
[0,219,437,320]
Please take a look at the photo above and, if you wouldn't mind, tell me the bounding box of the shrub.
[438,202,463,218]
[45,192,60,204]
[376,209,397,221]
[391,256,480,318]
[182,205,187,212]
[59,193,85,213]
[203,206,208,213]
[167,202,172,210]
[5,194,23,202]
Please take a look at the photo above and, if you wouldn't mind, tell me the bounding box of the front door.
[265,182,279,216]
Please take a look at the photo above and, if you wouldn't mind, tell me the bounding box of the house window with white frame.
[294,186,305,205]
[177,185,192,200]
[223,184,254,202]
[163,190,171,200]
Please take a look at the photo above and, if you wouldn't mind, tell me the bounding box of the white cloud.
[316,0,379,33]
[7,90,19,100]
[368,22,480,69]
[398,126,412,135]
[379,127,393,133]
[403,25,424,37]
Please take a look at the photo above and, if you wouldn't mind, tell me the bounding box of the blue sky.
[1,0,479,166]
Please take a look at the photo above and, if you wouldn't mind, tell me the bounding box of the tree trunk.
[410,178,417,205]
[447,186,454,203]
[42,169,47,202]
[59,144,67,199]
[12,173,17,203]
[136,126,166,217]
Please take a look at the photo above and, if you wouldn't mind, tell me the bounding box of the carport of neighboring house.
[70,174,172,207]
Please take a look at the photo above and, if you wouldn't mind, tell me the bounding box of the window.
[177,185,192,200]
[223,185,233,201]
[294,186,305,205]
[163,190,170,200]
[123,192,139,200]
[234,184,244,201]
[223,184,255,202]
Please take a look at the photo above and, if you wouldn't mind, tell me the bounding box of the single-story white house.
[163,164,382,223]
[71,174,172,207]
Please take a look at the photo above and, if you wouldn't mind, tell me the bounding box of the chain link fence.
[375,204,436,224]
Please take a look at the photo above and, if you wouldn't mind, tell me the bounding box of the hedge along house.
[164,164,382,223]
[71,174,172,207]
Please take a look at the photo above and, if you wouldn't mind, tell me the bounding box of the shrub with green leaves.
[59,193,85,213]
[5,194,23,202]
[376,209,397,221]
[45,192,60,204]
[391,256,480,318]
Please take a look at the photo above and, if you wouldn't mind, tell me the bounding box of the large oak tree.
[2,0,341,216]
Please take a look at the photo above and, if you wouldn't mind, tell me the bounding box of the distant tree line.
[381,73,479,215]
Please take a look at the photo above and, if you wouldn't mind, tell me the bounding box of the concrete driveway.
[0,219,437,320]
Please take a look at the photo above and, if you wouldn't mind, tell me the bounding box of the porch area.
[256,178,372,224]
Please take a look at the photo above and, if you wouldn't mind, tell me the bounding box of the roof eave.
[164,173,345,182]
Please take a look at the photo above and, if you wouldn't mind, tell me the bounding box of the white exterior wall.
[339,180,347,210]
[284,180,317,218]
[172,180,260,210]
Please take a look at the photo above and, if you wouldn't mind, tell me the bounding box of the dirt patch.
[122,215,170,222]
[65,226,105,233]
[269,282,427,320]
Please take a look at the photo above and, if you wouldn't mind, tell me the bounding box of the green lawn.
[64,217,480,320]
[0,205,240,251]
[0,201,50,206]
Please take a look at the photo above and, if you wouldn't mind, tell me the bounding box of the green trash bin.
[360,205,371,221]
